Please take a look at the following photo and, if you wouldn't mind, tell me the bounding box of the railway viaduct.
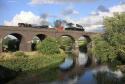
[0,26,99,52]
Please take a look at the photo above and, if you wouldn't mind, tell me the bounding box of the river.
[42,46,124,84]
[2,45,125,84]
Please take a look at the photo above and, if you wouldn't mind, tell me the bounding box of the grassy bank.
[0,51,65,82]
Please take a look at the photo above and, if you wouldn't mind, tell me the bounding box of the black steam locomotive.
[65,23,84,31]
[18,23,84,31]
[18,23,49,28]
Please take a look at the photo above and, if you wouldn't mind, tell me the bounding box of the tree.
[36,37,60,54]
[103,13,125,46]
[92,35,117,65]
[101,13,125,64]
[104,13,125,34]
[59,36,74,51]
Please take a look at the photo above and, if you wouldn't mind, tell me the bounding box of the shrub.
[0,53,65,72]
[78,39,87,46]
[92,35,117,65]
[14,51,27,57]
[116,45,125,63]
[59,36,74,51]
[103,13,125,65]
[95,71,122,84]
[36,37,60,54]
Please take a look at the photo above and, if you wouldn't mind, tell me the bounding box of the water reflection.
[59,57,73,71]
[78,52,88,66]
[49,65,124,84]
[78,70,96,84]
[51,47,124,84]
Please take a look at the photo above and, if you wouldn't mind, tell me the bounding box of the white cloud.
[4,3,125,32]
[62,8,79,16]
[110,4,125,13]
[4,11,49,26]
[29,0,99,4]
[63,3,125,32]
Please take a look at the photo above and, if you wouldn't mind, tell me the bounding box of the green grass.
[0,51,66,83]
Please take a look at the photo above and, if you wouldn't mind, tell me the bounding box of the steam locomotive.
[18,23,49,28]
[65,24,84,31]
[18,23,84,31]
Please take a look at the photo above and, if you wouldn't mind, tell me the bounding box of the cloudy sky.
[0,0,125,32]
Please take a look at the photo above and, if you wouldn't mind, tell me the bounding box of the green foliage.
[104,32,125,46]
[104,13,125,46]
[59,36,73,47]
[102,13,125,65]
[36,37,60,54]
[14,51,28,57]
[78,39,87,46]
[95,71,122,84]
[0,57,28,71]
[104,13,125,34]
[59,36,74,51]
[92,35,117,64]
[116,45,125,63]
[0,53,65,72]
[92,13,125,65]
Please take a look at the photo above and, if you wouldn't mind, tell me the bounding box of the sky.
[0,0,125,32]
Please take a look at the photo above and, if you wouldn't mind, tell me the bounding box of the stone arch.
[2,33,23,52]
[58,35,76,50]
[31,34,47,51]
[78,35,91,53]
[36,34,46,41]
[59,34,75,42]
[79,35,91,43]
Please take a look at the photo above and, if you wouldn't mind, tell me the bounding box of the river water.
[5,46,125,84]
[43,49,124,84]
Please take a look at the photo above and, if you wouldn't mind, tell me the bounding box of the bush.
[92,35,117,64]
[36,37,60,54]
[103,13,125,65]
[78,39,87,46]
[0,53,65,72]
[95,71,122,84]
[14,51,27,57]
[116,45,125,63]
[59,36,74,51]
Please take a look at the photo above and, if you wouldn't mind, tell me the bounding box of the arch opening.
[2,33,22,52]
[31,34,46,51]
[59,35,75,51]
[78,35,91,52]
[78,35,91,46]
[76,35,92,66]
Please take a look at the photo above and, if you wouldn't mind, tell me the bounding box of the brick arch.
[79,35,91,43]
[58,34,75,42]
[36,34,47,41]
[31,34,47,51]
[1,32,23,39]
[2,33,24,52]
[58,34,76,50]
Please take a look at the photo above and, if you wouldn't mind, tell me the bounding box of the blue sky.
[0,0,124,32]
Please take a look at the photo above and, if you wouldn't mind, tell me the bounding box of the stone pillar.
[0,38,2,53]
[20,39,32,52]
[75,40,79,49]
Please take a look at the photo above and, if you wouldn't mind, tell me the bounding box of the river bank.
[0,51,66,83]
